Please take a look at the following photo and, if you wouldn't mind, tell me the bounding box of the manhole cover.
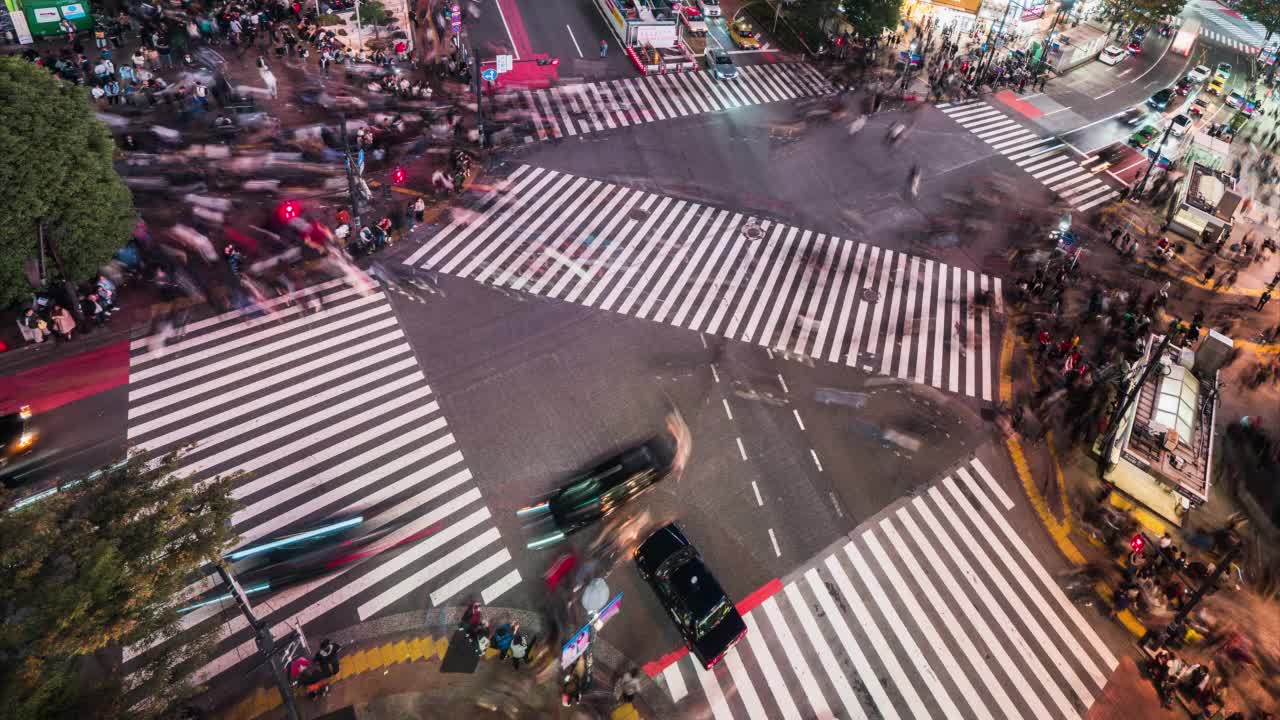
[861,288,880,302]
[742,223,764,240]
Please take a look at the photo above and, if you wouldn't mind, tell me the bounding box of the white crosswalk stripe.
[937,101,1121,213]
[1198,28,1261,54]
[498,62,834,142]
[123,282,520,681]
[656,458,1118,720]
[405,165,1003,400]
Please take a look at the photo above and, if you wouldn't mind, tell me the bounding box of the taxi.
[1207,75,1226,96]
[729,21,759,49]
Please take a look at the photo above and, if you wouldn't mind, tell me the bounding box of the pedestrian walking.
[19,309,46,344]
[315,639,341,676]
[413,196,426,223]
[1203,264,1216,282]
[509,632,531,669]
[260,65,278,98]
[79,294,108,327]
[194,81,208,110]
[615,668,643,704]
[1259,290,1273,311]
[492,621,517,659]
[49,305,76,341]
[599,39,608,57]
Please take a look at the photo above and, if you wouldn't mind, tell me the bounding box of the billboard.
[927,0,982,13]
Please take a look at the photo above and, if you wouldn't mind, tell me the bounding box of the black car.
[0,406,37,485]
[1147,88,1175,111]
[635,524,746,669]
[519,434,676,549]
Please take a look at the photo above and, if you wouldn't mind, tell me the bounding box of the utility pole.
[1134,121,1175,201]
[353,0,364,52]
[472,51,485,148]
[1097,329,1177,477]
[339,113,364,237]
[215,564,301,720]
[1147,542,1242,650]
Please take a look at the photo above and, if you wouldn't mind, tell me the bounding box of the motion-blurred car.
[1189,97,1210,117]
[1175,77,1194,95]
[697,0,721,18]
[518,432,678,549]
[1099,45,1126,65]
[1129,124,1160,148]
[680,5,708,36]
[1147,88,1174,110]
[1226,91,1246,109]
[0,405,37,480]
[706,48,737,80]
[1208,76,1226,95]
[1126,39,1143,54]
[635,524,746,670]
[1170,114,1191,137]
[1117,107,1149,126]
[1215,62,1232,80]
[729,21,759,49]
[1187,65,1211,82]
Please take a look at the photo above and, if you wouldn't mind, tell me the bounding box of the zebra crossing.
[1199,28,1260,54]
[123,279,520,681]
[506,62,834,143]
[657,457,1119,720]
[936,100,1122,213]
[404,164,1004,401]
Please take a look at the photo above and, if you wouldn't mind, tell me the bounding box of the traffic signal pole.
[214,564,301,720]
[339,113,364,237]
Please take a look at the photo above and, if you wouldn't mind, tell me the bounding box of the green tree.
[1234,0,1280,41]
[841,0,901,39]
[0,57,135,309]
[355,0,392,37]
[0,451,239,720]
[1100,0,1187,32]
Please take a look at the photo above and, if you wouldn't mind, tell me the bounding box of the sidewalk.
[213,606,658,720]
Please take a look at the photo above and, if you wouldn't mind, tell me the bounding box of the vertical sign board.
[560,592,623,669]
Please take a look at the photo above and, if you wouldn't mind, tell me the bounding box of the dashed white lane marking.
[752,480,764,506]
[793,409,806,430]
[777,373,789,393]
[768,528,782,557]
[722,397,734,420]
[737,437,748,460]
[710,363,720,383]
[810,449,823,472]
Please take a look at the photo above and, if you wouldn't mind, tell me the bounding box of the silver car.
[706,48,737,80]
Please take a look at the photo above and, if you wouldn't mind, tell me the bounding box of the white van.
[698,0,721,18]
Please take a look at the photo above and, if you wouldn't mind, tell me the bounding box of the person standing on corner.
[316,639,341,676]
[599,39,608,58]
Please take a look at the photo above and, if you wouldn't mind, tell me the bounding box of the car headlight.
[18,405,31,420]
[16,432,35,450]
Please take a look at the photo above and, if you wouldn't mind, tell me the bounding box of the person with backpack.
[315,639,341,676]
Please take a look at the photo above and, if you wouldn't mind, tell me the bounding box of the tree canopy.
[1100,0,1188,30]
[0,57,135,308]
[840,0,902,40]
[0,452,239,720]
[1234,0,1280,41]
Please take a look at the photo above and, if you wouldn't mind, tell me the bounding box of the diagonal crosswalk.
[657,457,1119,720]
[936,100,1122,213]
[404,164,1004,401]
[124,280,520,681]
[504,62,834,143]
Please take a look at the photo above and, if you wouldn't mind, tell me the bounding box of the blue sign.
[61,3,87,19]
[481,68,498,82]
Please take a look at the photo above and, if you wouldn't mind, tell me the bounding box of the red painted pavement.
[641,578,783,677]
[495,0,533,59]
[994,89,1045,119]
[0,341,131,415]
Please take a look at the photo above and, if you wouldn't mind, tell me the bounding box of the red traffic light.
[1130,534,1146,554]
[277,200,301,222]
[391,167,407,185]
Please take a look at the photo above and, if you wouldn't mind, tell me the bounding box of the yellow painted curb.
[223,631,499,720]
[1108,492,1170,537]
[999,331,1086,566]
[612,703,642,720]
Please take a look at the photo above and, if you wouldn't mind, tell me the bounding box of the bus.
[1171,18,1199,56]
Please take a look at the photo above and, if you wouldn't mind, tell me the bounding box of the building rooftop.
[1121,348,1215,503]
[1184,162,1241,221]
